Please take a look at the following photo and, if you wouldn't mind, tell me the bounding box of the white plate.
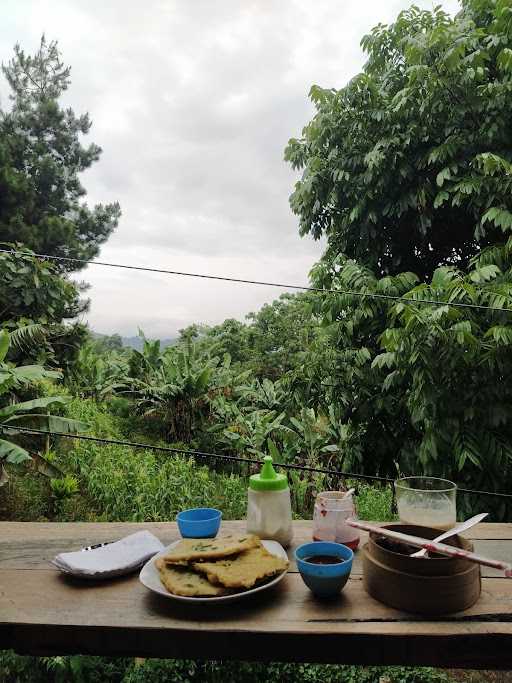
[139,539,288,604]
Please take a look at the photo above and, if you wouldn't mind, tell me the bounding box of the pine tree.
[0,36,120,271]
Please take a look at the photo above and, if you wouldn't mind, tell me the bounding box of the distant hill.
[120,335,177,351]
[91,332,177,351]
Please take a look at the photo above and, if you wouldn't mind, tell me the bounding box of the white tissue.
[52,530,164,579]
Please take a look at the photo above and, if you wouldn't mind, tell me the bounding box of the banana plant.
[205,353,253,419]
[125,342,214,441]
[127,330,163,381]
[211,406,291,460]
[238,377,290,412]
[0,330,88,477]
[284,407,338,467]
[67,342,128,400]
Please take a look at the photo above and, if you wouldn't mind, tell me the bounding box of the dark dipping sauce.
[304,555,343,565]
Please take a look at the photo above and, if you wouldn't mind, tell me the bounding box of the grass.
[19,398,392,524]
[0,399,396,524]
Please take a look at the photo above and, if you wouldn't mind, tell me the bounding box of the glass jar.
[395,476,456,531]
[312,491,359,550]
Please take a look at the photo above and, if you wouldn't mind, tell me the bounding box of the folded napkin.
[52,530,164,579]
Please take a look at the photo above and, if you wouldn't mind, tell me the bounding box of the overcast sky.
[1,0,460,338]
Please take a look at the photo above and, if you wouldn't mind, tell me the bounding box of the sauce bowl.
[295,541,353,598]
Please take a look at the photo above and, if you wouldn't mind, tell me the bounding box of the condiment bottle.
[246,456,293,547]
[312,490,360,550]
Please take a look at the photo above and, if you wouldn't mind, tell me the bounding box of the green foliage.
[123,337,215,441]
[67,341,128,401]
[179,319,250,365]
[92,333,124,353]
[308,242,512,519]
[210,403,290,461]
[244,293,321,379]
[61,398,246,521]
[280,0,512,519]
[50,474,79,500]
[0,246,87,367]
[0,36,120,271]
[180,293,322,380]
[0,329,88,471]
[285,0,512,280]
[0,651,453,683]
[355,482,395,522]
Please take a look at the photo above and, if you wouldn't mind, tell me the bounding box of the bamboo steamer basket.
[362,524,481,615]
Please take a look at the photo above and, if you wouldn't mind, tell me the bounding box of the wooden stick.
[347,519,512,577]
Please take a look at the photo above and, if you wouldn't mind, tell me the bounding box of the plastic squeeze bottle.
[246,455,293,547]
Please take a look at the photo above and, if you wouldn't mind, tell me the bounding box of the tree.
[0,246,87,367]
[285,1,512,280]
[183,320,251,367]
[0,36,120,271]
[66,341,128,401]
[92,333,124,354]
[125,342,214,442]
[245,293,320,379]
[305,246,512,519]
[284,0,512,518]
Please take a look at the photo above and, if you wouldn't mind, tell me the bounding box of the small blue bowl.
[176,508,222,538]
[295,541,353,598]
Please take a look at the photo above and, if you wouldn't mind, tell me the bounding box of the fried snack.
[163,534,261,564]
[192,546,289,589]
[155,557,226,597]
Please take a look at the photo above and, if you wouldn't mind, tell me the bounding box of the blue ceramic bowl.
[295,541,353,598]
[176,508,222,538]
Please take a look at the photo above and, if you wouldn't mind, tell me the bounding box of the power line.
[1,247,509,314]
[4,424,512,500]
[2,425,393,484]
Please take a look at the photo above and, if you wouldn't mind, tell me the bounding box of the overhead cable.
[4,424,512,500]
[0,248,509,314]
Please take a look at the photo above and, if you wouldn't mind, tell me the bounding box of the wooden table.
[1,521,512,669]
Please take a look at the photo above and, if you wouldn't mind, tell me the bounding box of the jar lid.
[249,456,288,491]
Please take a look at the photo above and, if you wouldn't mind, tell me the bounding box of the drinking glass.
[395,477,456,530]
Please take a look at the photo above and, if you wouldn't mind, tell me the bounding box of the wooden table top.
[1,520,512,669]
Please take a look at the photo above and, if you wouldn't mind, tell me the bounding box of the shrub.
[0,652,454,683]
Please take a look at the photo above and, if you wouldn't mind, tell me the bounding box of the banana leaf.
[0,395,70,419]
[0,438,31,463]
[0,464,8,486]
[12,366,61,383]
[0,330,9,363]
[3,413,89,433]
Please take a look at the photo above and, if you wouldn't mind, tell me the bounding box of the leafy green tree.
[308,241,512,517]
[0,246,87,367]
[177,321,252,370]
[209,404,290,461]
[127,332,164,382]
[178,295,320,380]
[245,293,320,379]
[284,0,512,518]
[92,333,124,353]
[0,36,120,270]
[374,246,512,517]
[285,0,512,280]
